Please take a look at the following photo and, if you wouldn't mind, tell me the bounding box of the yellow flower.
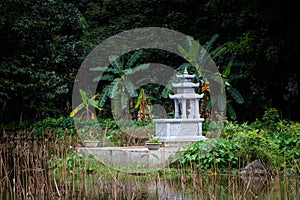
[201,81,210,92]
[70,108,78,118]
[91,113,97,120]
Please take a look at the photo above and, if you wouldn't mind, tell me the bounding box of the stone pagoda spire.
[169,68,204,119]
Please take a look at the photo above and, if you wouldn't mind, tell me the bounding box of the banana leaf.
[227,87,244,104]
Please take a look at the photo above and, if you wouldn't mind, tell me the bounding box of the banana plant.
[90,50,150,109]
[70,89,102,120]
[134,88,152,121]
[177,34,247,120]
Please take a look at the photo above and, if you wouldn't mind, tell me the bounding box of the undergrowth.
[177,108,300,174]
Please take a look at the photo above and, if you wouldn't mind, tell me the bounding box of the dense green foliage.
[177,108,300,174]
[0,0,86,123]
[1,0,299,124]
[31,116,76,138]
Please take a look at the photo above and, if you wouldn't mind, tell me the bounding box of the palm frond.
[211,46,228,59]
[190,40,200,63]
[217,93,226,111]
[227,87,244,104]
[93,74,115,82]
[204,34,219,53]
[162,74,178,98]
[124,80,138,97]
[109,55,123,70]
[222,59,233,77]
[126,50,143,68]
[131,63,150,73]
[98,85,111,107]
[109,78,122,98]
[89,66,107,71]
[178,44,191,61]
[229,73,249,81]
[227,103,237,120]
[89,99,102,111]
[134,89,144,109]
[79,89,88,105]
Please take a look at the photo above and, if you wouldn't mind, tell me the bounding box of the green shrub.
[31,116,75,138]
[267,120,300,173]
[178,119,280,173]
[178,138,239,173]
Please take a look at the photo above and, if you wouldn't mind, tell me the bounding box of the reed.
[1,130,299,199]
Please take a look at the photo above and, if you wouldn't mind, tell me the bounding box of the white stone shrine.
[153,68,206,142]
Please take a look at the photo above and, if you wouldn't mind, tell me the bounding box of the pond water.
[82,173,299,200]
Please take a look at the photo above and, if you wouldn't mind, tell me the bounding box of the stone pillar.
[195,99,200,119]
[181,99,187,118]
[188,100,195,118]
[197,122,202,136]
[174,99,180,119]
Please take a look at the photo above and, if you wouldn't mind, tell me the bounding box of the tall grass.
[1,129,299,200]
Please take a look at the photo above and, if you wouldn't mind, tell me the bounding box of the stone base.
[159,135,206,143]
[77,146,184,169]
[153,118,205,142]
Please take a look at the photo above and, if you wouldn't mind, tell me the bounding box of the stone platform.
[77,144,187,169]
[153,118,206,142]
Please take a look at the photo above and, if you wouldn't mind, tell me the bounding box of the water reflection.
[91,174,299,200]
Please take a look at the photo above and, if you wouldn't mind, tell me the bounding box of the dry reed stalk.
[1,130,299,199]
[0,133,80,199]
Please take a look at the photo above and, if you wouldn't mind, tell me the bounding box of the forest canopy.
[0,0,299,124]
